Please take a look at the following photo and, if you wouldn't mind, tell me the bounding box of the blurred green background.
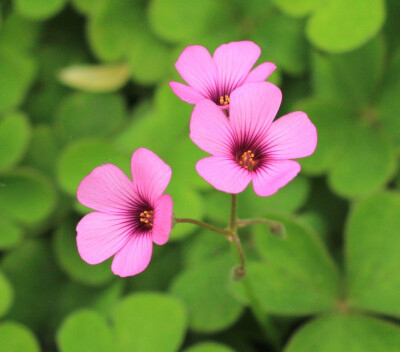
[1,0,400,351]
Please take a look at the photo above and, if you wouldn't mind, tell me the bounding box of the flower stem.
[228,194,281,351]
[174,217,232,238]
[237,218,286,238]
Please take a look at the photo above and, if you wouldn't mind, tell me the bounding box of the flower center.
[139,210,154,228]
[238,150,258,171]
[218,94,230,106]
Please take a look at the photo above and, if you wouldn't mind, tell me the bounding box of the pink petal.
[229,82,282,139]
[190,100,234,156]
[131,148,172,204]
[266,111,318,159]
[252,160,301,197]
[169,81,205,104]
[76,212,133,265]
[111,233,153,277]
[213,41,261,95]
[175,45,218,98]
[196,156,252,194]
[77,164,137,214]
[246,62,277,82]
[152,194,173,245]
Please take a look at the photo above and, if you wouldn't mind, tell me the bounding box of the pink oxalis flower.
[170,41,276,108]
[190,82,317,196]
[76,148,173,277]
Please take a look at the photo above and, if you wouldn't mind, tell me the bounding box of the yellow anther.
[218,94,230,106]
[139,209,154,228]
[238,149,257,171]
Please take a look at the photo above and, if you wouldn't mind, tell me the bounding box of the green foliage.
[0,0,399,350]
[346,192,400,317]
[0,168,57,224]
[231,215,340,315]
[57,309,113,352]
[112,293,187,352]
[14,0,67,20]
[0,322,40,352]
[0,46,36,113]
[54,92,126,143]
[306,0,386,53]
[285,314,400,352]
[170,256,244,333]
[183,342,236,352]
[0,112,30,172]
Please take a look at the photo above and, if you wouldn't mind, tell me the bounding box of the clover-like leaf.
[0,322,40,352]
[284,314,400,352]
[112,293,187,352]
[57,309,113,352]
[306,0,386,53]
[346,192,400,317]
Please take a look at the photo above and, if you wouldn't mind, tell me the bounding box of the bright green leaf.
[0,218,23,250]
[271,0,322,17]
[183,342,236,352]
[0,112,30,172]
[328,120,396,198]
[170,256,244,333]
[148,0,225,43]
[0,168,57,224]
[0,322,40,352]
[14,0,67,20]
[346,192,400,317]
[57,309,113,352]
[233,214,340,315]
[284,314,400,352]
[0,46,36,113]
[112,293,187,352]
[306,0,386,53]
[0,270,13,318]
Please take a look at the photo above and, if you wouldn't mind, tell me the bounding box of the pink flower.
[76,148,173,277]
[190,82,317,196]
[170,41,276,108]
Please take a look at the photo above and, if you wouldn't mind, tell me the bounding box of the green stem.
[175,217,232,238]
[237,218,286,238]
[229,194,281,351]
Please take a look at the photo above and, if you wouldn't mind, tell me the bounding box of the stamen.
[139,210,154,228]
[218,94,230,106]
[238,150,257,171]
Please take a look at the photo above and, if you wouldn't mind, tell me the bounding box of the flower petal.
[196,156,252,194]
[169,81,205,104]
[152,194,173,245]
[266,111,318,159]
[230,82,282,140]
[111,233,153,277]
[190,100,234,156]
[77,164,137,213]
[213,41,261,95]
[131,148,172,204]
[76,212,133,265]
[246,62,277,82]
[175,45,218,98]
[252,160,301,197]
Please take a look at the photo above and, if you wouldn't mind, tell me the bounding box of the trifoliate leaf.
[0,322,40,352]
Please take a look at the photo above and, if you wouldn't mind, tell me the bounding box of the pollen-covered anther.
[238,150,257,171]
[140,210,154,227]
[219,94,230,106]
